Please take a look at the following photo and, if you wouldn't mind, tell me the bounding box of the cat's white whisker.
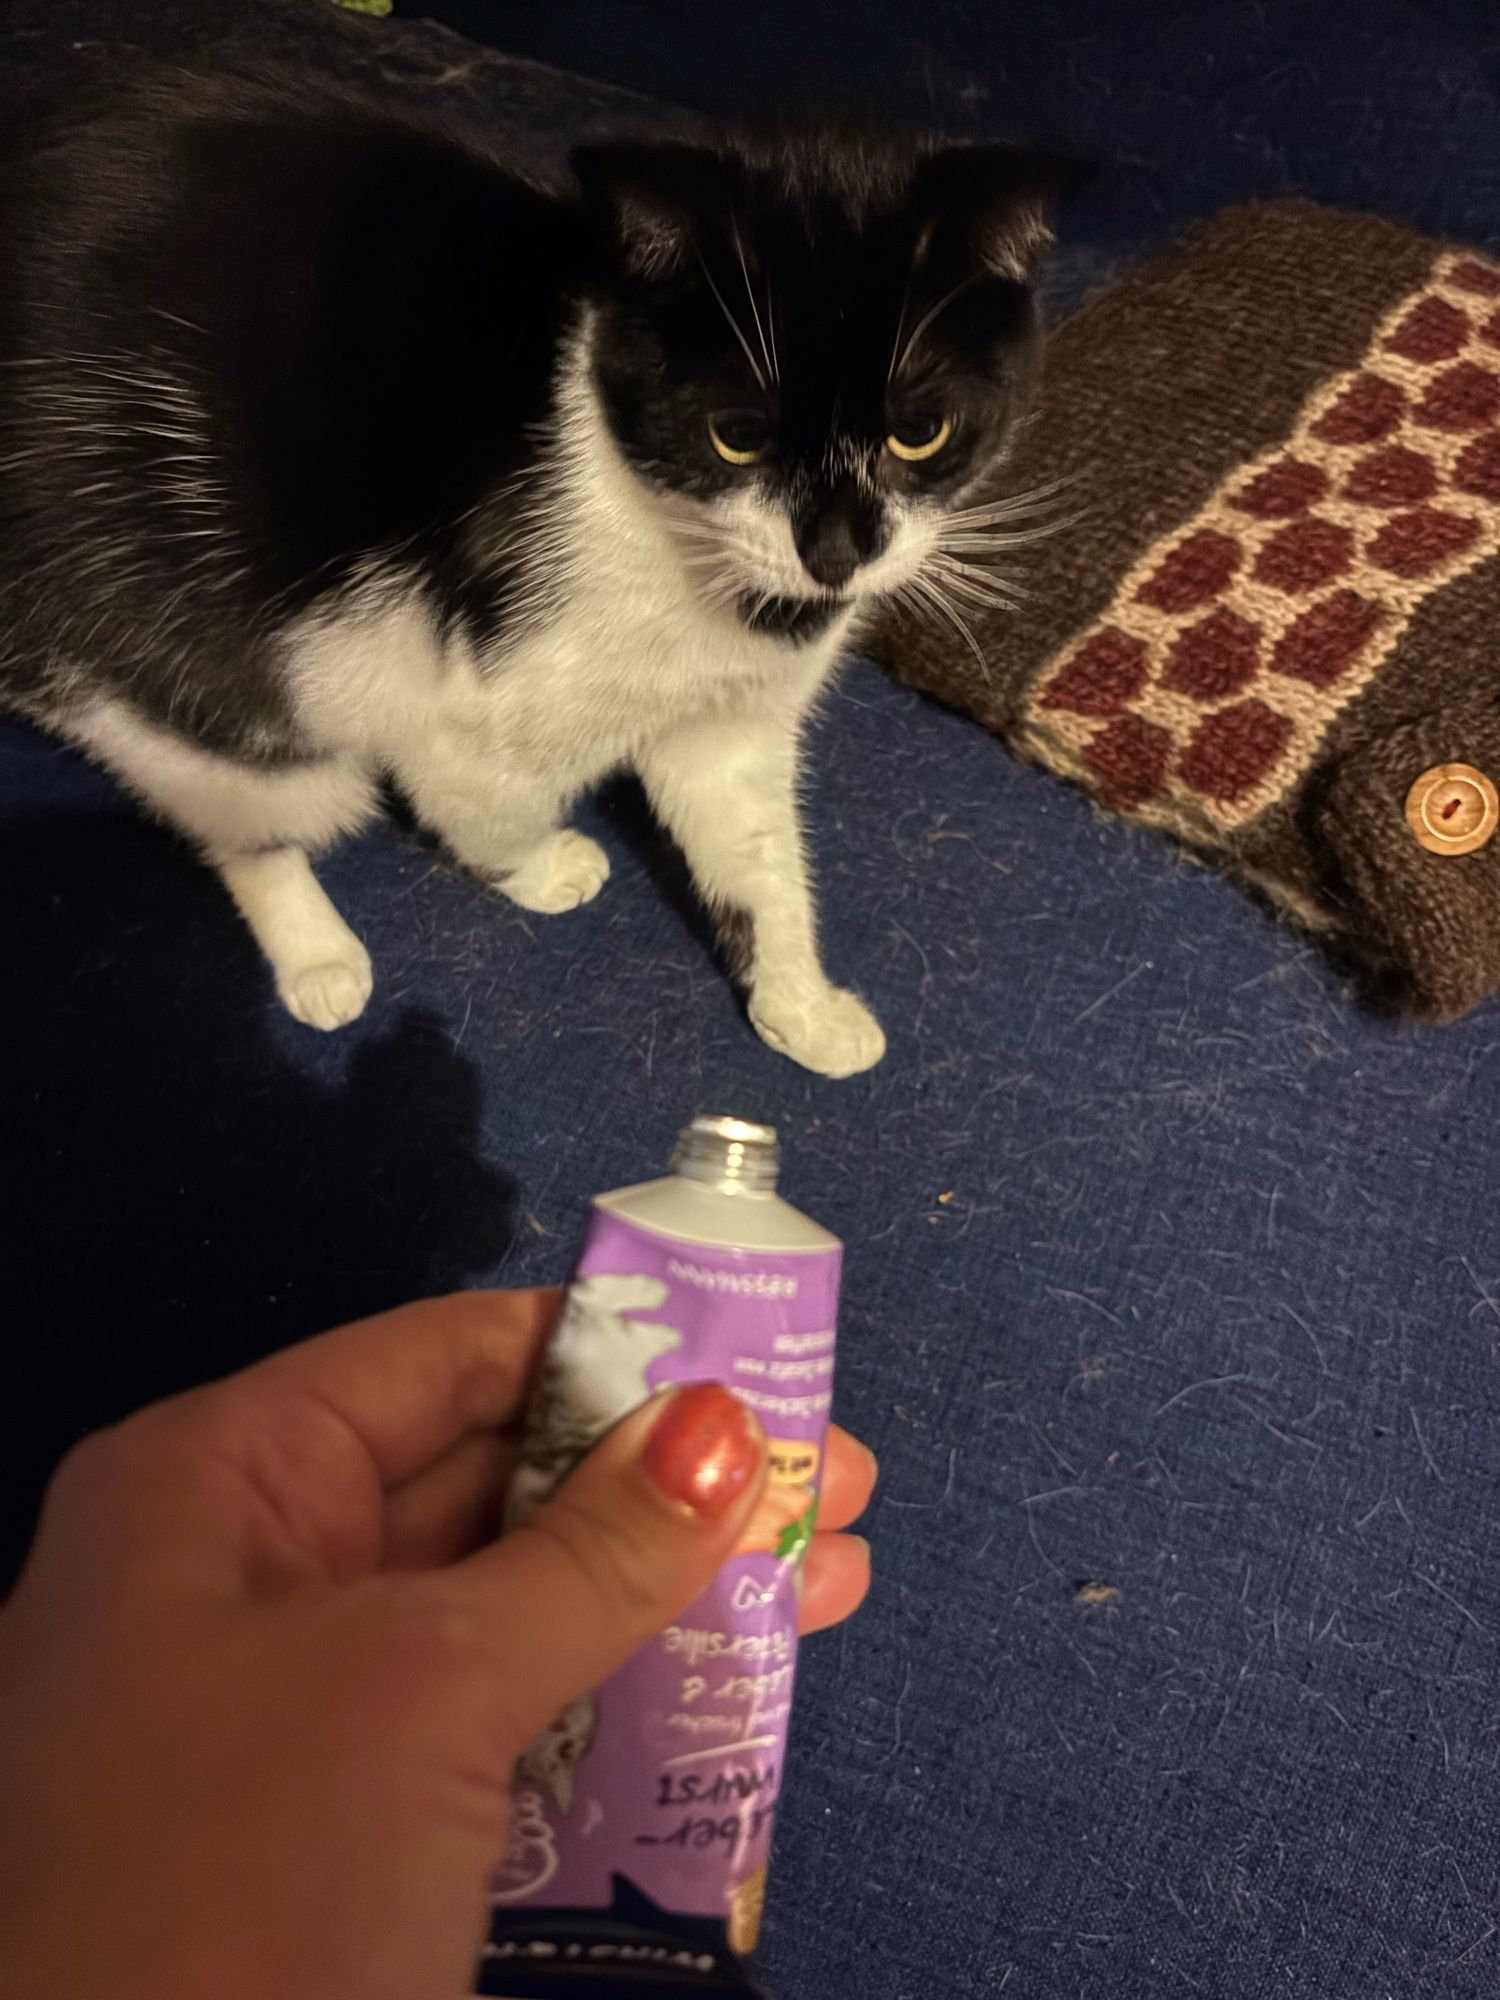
[944,516,1064,540]
[940,543,1069,576]
[905,570,992,681]
[733,224,776,387]
[941,477,1088,536]
[887,269,915,385]
[696,249,767,394]
[938,499,1083,557]
[927,555,1026,611]
[892,274,979,384]
[941,503,1073,536]
[931,547,1028,588]
[931,581,1026,619]
[947,470,1081,507]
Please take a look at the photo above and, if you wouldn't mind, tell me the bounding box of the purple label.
[487,1202,841,1968]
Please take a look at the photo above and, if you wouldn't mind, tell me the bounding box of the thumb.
[446,1384,768,1745]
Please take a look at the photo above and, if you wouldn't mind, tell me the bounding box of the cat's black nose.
[795,501,887,591]
[797,518,861,590]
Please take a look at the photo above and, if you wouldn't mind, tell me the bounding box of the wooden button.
[1405,762,1500,856]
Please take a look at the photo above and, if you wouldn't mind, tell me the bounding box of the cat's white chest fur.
[287,355,851,789]
[288,545,837,795]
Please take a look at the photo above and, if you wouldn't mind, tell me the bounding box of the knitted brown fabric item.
[866,200,1500,1018]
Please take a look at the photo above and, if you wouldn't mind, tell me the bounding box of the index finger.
[227,1287,561,1487]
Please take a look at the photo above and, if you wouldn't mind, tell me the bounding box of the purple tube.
[479,1116,842,1997]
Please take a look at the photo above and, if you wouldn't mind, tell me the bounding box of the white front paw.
[750,981,887,1077]
[281,945,374,1032]
[498,832,611,914]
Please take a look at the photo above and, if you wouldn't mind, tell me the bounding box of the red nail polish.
[643,1384,762,1518]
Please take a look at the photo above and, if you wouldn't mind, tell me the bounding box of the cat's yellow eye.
[887,415,954,463]
[708,414,770,466]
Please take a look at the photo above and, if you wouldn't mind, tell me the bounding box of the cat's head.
[572,129,1088,643]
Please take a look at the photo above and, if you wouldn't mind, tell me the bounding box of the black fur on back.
[0,73,587,760]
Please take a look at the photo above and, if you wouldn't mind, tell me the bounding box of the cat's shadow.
[0,805,516,1588]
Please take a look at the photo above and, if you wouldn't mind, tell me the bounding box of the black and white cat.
[0,75,1078,1075]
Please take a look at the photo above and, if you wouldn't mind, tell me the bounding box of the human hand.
[0,1288,874,2000]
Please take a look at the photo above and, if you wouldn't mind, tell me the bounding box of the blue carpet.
[6,3,1500,1996]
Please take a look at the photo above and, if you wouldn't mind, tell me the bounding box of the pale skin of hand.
[0,1288,874,2000]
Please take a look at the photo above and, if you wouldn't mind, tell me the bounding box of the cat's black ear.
[911,142,1095,282]
[571,141,729,280]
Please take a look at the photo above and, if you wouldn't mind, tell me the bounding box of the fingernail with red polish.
[643,1384,763,1519]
